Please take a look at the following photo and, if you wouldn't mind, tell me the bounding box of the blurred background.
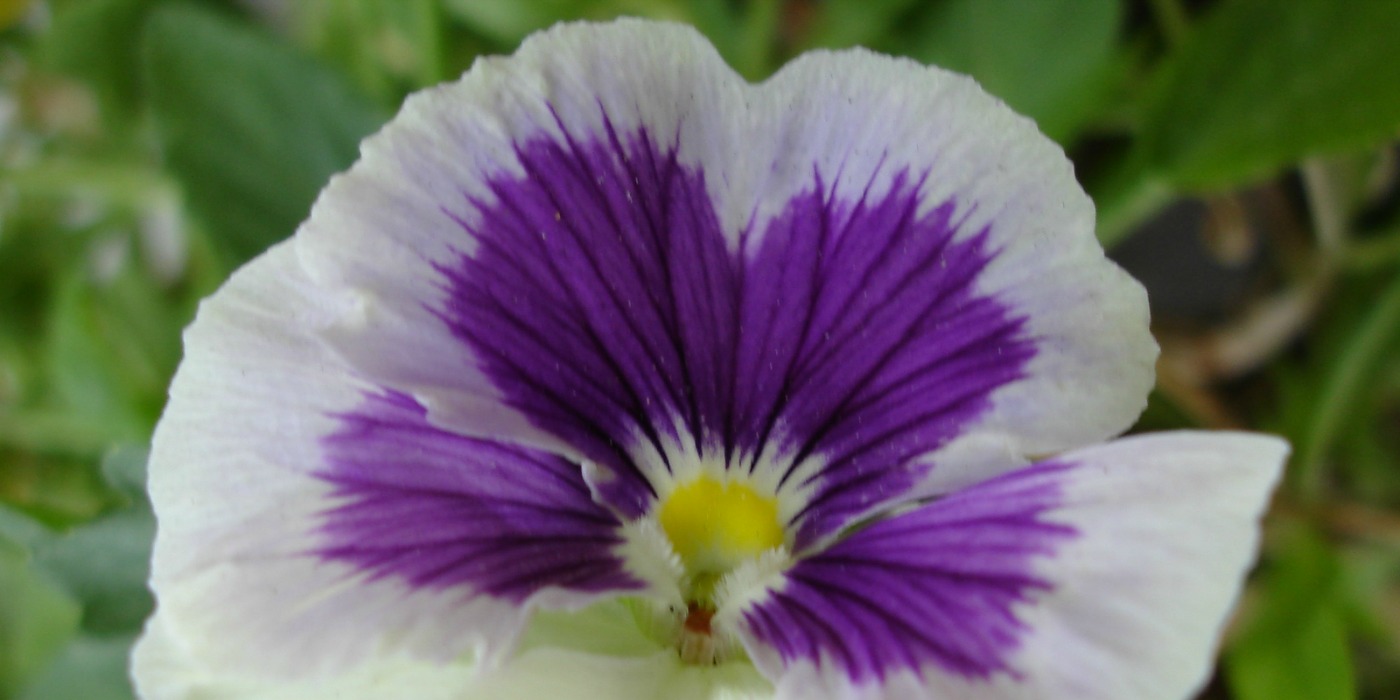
[0,0,1397,698]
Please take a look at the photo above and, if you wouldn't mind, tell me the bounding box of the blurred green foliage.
[1228,525,1357,700]
[146,3,384,264]
[0,1,1397,698]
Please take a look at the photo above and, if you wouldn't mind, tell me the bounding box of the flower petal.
[317,389,643,600]
[726,432,1286,700]
[133,613,477,700]
[467,650,772,700]
[295,20,750,516]
[731,168,1038,547]
[740,51,1156,545]
[135,600,772,700]
[293,21,1153,534]
[142,241,647,680]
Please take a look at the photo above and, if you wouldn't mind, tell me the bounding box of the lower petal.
[132,613,478,700]
[726,432,1286,700]
[134,601,773,700]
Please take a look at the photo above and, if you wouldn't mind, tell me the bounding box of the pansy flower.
[132,19,1287,700]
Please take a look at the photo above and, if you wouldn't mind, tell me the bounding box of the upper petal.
[294,21,1153,539]
[736,50,1156,544]
[724,432,1286,700]
[295,20,752,516]
[729,168,1036,547]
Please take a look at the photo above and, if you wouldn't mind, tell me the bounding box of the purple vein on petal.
[435,116,1035,539]
[438,115,736,518]
[737,170,1033,548]
[743,461,1077,684]
[314,390,643,602]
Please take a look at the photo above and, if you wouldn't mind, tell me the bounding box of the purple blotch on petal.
[736,169,1033,548]
[438,116,1034,539]
[316,390,643,601]
[437,116,737,519]
[744,461,1077,684]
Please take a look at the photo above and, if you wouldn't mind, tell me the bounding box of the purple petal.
[317,390,644,601]
[436,123,735,518]
[733,433,1287,699]
[738,462,1074,686]
[736,170,1032,547]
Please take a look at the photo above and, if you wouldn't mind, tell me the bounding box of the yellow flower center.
[657,475,784,578]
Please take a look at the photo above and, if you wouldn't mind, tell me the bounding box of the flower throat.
[657,475,784,663]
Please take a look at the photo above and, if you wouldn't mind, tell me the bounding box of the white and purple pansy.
[132,19,1288,700]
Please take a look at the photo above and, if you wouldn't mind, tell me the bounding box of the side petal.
[142,242,651,680]
[733,168,1036,547]
[732,50,1156,545]
[724,432,1286,700]
[317,389,643,601]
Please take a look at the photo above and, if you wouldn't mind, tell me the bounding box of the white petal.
[734,432,1285,700]
[141,242,640,683]
[746,48,1157,490]
[1013,432,1286,699]
[132,613,475,700]
[134,601,773,700]
[479,602,772,699]
[294,19,749,456]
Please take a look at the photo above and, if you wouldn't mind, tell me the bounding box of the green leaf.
[29,450,154,636]
[42,272,151,449]
[0,506,50,550]
[297,0,448,100]
[439,0,753,73]
[1226,528,1358,700]
[37,0,154,117]
[887,0,1123,143]
[0,450,155,638]
[1087,154,1175,248]
[144,4,385,265]
[0,538,83,697]
[441,0,598,46]
[100,445,149,504]
[0,448,110,527]
[1290,270,1400,498]
[799,0,923,51]
[18,634,137,700]
[31,506,155,636]
[0,450,151,696]
[31,244,191,456]
[1138,0,1400,190]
